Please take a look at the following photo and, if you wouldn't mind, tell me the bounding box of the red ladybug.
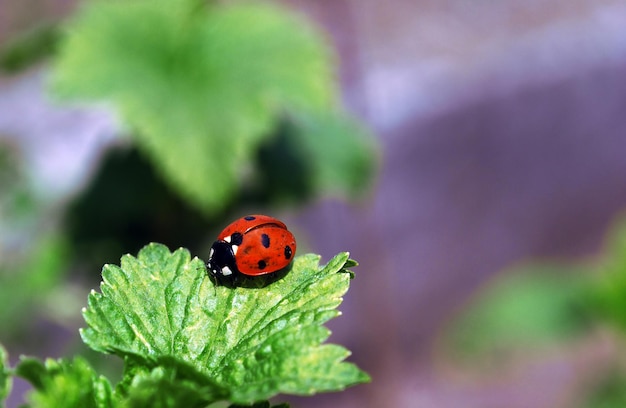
[207,215,296,285]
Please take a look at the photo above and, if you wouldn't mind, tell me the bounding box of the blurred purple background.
[2,0,626,407]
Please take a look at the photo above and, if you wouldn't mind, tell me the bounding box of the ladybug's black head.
[207,240,238,281]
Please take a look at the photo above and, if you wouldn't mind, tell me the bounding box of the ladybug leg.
[231,273,241,288]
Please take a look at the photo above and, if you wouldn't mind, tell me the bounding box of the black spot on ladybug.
[244,216,256,221]
[258,260,267,270]
[261,233,270,248]
[284,245,292,260]
[231,232,243,246]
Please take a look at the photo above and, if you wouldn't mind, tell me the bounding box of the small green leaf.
[116,354,228,404]
[122,361,225,408]
[15,356,113,408]
[0,344,11,408]
[82,243,369,403]
[53,0,336,214]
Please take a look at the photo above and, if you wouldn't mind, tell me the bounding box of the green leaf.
[82,243,369,403]
[115,354,229,405]
[15,357,113,408]
[0,22,60,73]
[442,264,589,359]
[290,111,377,198]
[248,112,376,206]
[0,344,11,408]
[584,368,626,408]
[53,0,336,214]
[122,360,226,408]
[587,216,626,331]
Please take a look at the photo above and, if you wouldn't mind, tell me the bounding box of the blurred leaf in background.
[0,22,60,73]
[440,262,591,361]
[0,234,71,335]
[0,143,74,339]
[585,368,626,408]
[286,111,376,200]
[52,0,375,215]
[0,142,37,239]
[439,215,626,405]
[587,216,626,331]
[248,111,376,206]
[0,343,10,408]
[579,216,626,406]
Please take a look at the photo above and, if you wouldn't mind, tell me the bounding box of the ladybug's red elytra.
[207,215,296,286]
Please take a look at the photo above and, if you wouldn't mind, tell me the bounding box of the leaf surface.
[15,357,113,408]
[82,243,369,402]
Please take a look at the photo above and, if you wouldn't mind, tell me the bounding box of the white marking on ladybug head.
[209,248,214,258]
[221,266,233,276]
[232,245,238,255]
[224,236,231,243]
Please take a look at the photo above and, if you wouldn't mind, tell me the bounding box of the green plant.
[0,0,377,358]
[1,244,369,407]
[587,216,626,331]
[51,0,376,215]
[438,215,626,406]
[441,215,626,361]
[440,263,590,361]
[0,344,10,408]
[0,144,75,338]
[1,2,374,404]
[0,22,60,72]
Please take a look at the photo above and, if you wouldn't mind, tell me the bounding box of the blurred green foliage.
[443,215,626,359]
[0,22,60,73]
[0,344,10,408]
[442,215,626,405]
[585,369,626,408]
[0,143,37,232]
[0,234,70,334]
[248,112,375,205]
[52,0,376,215]
[581,217,626,406]
[0,143,71,340]
[587,216,626,330]
[442,263,590,359]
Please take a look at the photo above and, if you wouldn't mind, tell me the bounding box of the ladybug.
[207,215,296,286]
